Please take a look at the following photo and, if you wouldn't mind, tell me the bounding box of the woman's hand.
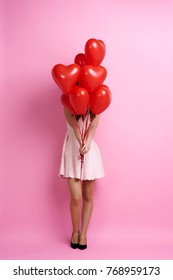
[79,114,100,155]
[79,143,90,155]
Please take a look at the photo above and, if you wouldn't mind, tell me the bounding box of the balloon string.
[84,109,90,139]
[73,110,90,180]
[73,115,84,180]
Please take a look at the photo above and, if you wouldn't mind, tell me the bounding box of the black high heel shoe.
[78,243,87,250]
[70,232,79,249]
[78,236,87,250]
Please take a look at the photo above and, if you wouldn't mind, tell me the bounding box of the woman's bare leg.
[67,178,82,243]
[80,180,95,244]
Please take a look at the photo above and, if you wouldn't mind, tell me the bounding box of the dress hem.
[59,174,104,181]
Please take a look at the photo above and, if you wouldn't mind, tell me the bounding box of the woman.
[59,107,104,249]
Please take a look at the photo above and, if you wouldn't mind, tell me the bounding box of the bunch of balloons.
[51,38,111,115]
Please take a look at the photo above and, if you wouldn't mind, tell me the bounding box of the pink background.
[1,0,173,259]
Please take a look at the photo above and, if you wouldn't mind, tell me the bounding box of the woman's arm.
[80,115,100,154]
[63,108,82,146]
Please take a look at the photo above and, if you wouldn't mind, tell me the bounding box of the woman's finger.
[81,145,87,151]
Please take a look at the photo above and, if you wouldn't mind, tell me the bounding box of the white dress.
[59,113,105,180]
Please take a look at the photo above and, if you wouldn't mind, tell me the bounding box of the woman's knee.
[71,194,82,206]
[82,191,93,202]
[68,178,82,206]
[82,180,94,201]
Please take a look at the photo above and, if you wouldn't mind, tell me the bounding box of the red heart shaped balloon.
[60,94,77,115]
[98,39,105,47]
[74,53,87,68]
[79,65,107,93]
[85,38,106,66]
[69,86,90,115]
[90,85,112,114]
[52,64,81,95]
